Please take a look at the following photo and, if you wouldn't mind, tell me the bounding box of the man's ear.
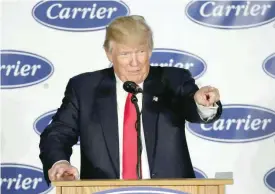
[104,47,113,63]
[148,49,153,58]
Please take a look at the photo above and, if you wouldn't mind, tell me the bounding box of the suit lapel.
[95,68,119,177]
[142,67,164,172]
[95,67,164,177]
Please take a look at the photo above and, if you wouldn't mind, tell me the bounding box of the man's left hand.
[194,86,220,107]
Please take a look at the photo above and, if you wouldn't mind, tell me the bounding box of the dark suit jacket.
[39,66,222,184]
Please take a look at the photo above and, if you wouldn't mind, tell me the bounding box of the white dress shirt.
[54,75,219,179]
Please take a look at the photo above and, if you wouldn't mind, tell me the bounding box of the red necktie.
[122,93,138,179]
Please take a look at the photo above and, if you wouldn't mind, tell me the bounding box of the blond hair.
[103,15,153,52]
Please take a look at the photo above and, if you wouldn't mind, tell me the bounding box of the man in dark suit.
[39,15,222,184]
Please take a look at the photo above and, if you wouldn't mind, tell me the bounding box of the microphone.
[123,81,143,95]
[122,80,142,179]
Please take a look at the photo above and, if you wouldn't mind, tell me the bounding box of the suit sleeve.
[39,78,80,183]
[175,70,222,123]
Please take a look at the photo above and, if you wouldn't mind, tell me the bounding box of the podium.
[52,179,233,194]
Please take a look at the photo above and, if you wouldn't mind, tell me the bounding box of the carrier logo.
[194,167,207,178]
[264,168,275,192]
[95,187,188,194]
[150,48,207,79]
[1,50,54,89]
[0,163,53,194]
[33,110,57,136]
[33,110,80,145]
[32,0,130,32]
[185,1,275,29]
[263,53,275,79]
[187,104,275,143]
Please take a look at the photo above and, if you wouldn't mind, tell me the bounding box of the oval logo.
[0,163,53,194]
[94,187,188,194]
[32,0,130,32]
[194,167,207,178]
[263,53,275,79]
[33,110,80,145]
[185,1,275,29]
[33,110,57,136]
[264,168,275,192]
[1,50,54,89]
[150,48,207,79]
[187,104,275,143]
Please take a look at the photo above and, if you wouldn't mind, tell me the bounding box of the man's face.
[106,41,151,84]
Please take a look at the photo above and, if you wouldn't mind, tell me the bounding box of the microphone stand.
[131,94,142,179]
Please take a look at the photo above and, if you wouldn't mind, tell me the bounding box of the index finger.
[49,168,58,181]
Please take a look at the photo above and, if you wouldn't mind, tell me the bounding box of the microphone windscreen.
[123,81,137,93]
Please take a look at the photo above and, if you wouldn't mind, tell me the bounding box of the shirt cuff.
[196,102,218,121]
[52,160,70,168]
